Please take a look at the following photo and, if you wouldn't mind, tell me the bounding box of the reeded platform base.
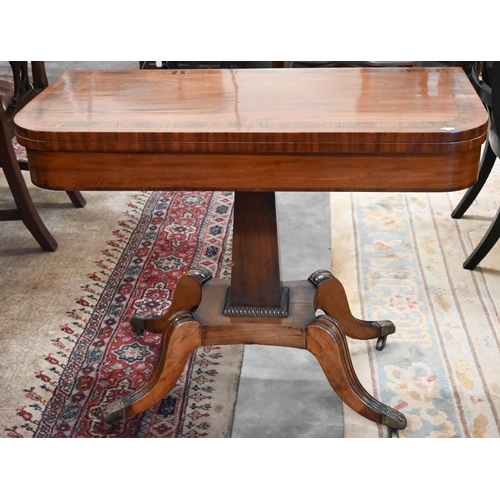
[101,268,406,434]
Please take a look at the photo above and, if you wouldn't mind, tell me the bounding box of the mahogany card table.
[15,68,488,435]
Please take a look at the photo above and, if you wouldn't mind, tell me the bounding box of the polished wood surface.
[230,192,282,308]
[15,68,488,193]
[198,279,315,347]
[15,68,486,146]
[14,67,489,433]
[21,148,485,193]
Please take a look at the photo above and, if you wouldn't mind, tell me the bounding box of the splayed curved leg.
[451,138,496,219]
[309,270,395,350]
[101,310,202,424]
[306,314,406,431]
[130,268,212,336]
[463,205,500,270]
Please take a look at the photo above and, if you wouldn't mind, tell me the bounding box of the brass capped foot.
[380,404,407,430]
[374,320,396,351]
[306,314,407,432]
[100,396,127,424]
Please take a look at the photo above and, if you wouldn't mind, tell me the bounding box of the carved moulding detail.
[223,287,290,318]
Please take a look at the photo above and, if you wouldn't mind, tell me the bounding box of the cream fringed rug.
[331,162,500,438]
[0,173,242,437]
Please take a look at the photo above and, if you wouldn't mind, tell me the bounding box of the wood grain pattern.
[199,278,310,348]
[311,270,395,342]
[23,148,483,193]
[230,192,282,308]
[14,68,488,194]
[306,315,407,430]
[15,68,487,146]
[195,279,317,330]
[122,311,202,419]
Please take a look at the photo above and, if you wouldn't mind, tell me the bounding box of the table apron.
[26,148,482,193]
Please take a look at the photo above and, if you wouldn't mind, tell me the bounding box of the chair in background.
[451,62,500,269]
[0,61,86,251]
[280,61,422,68]
[139,61,231,69]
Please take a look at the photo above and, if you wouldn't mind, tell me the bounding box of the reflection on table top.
[14,67,489,194]
[15,67,487,154]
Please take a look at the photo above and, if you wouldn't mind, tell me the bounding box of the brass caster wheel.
[374,320,395,351]
[388,427,399,438]
[100,397,127,425]
[376,335,387,351]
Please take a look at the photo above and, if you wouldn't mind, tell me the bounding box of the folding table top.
[14,68,489,193]
[15,68,487,154]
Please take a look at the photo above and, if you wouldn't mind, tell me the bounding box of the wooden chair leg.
[66,190,87,208]
[463,205,500,269]
[1,145,57,251]
[452,138,497,219]
[1,106,57,251]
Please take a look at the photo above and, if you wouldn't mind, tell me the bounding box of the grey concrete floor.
[231,192,344,438]
[1,61,344,437]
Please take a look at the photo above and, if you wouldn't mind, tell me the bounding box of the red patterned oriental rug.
[10,190,242,438]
